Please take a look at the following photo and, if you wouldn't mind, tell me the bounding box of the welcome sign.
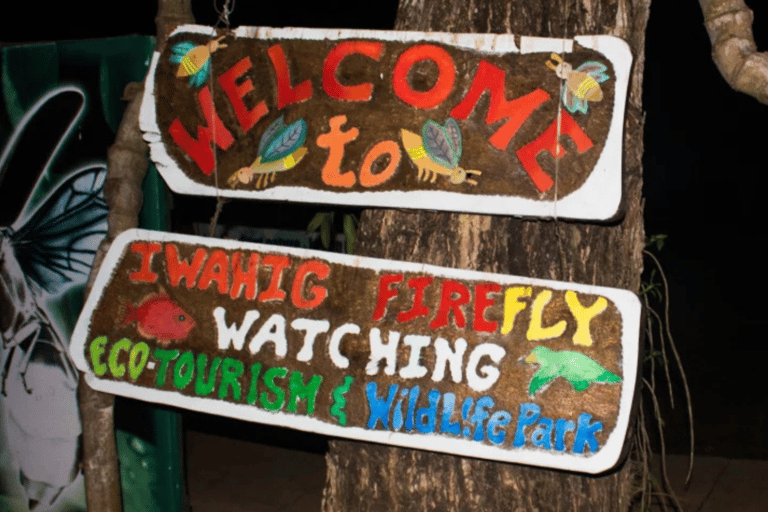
[71,229,640,473]
[141,26,631,220]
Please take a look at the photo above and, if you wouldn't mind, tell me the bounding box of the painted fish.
[120,293,195,345]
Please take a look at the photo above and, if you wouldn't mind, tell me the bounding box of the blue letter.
[440,393,461,435]
[471,396,494,441]
[555,418,575,451]
[573,413,602,454]
[366,382,398,429]
[513,403,540,447]
[486,410,512,445]
[416,390,440,434]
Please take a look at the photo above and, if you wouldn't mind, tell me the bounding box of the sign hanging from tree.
[141,26,631,220]
[71,229,640,473]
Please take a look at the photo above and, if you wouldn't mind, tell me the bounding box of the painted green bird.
[523,346,621,396]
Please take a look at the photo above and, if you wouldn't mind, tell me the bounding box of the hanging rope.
[207,0,236,237]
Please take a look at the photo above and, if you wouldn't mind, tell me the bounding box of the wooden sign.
[71,229,640,473]
[140,26,632,220]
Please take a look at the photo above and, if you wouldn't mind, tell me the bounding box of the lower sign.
[70,229,640,473]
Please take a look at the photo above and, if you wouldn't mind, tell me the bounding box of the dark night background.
[2,0,767,460]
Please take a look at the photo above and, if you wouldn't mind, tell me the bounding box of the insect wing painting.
[0,83,108,511]
[143,26,632,220]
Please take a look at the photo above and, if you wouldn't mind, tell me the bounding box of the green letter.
[173,351,195,390]
[154,348,180,387]
[245,362,263,405]
[260,366,288,411]
[128,342,150,380]
[90,336,108,376]
[218,357,244,401]
[287,371,323,415]
[108,338,132,378]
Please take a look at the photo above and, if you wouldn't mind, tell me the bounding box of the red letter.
[392,44,455,109]
[450,61,549,150]
[396,276,434,323]
[129,242,161,283]
[168,86,234,175]
[516,111,594,193]
[165,245,206,289]
[316,115,359,188]
[473,283,500,333]
[323,41,383,101]
[291,260,331,309]
[268,44,312,110]
[230,252,259,300]
[218,57,269,133]
[197,249,229,294]
[359,140,401,188]
[429,280,471,330]
[258,254,291,302]
[373,274,404,321]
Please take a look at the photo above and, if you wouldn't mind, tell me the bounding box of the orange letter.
[218,57,269,133]
[450,61,549,151]
[316,115,359,188]
[268,44,312,110]
[258,254,291,302]
[129,242,161,283]
[197,249,230,295]
[291,260,331,309]
[230,252,259,300]
[516,111,593,193]
[359,140,401,188]
[392,44,455,109]
[165,244,206,289]
[323,41,384,101]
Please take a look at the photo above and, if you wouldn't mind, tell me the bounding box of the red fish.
[120,293,195,345]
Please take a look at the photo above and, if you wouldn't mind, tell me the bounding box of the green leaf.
[307,212,326,233]
[343,214,357,254]
[321,212,334,249]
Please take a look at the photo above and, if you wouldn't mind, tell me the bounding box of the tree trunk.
[322,0,648,510]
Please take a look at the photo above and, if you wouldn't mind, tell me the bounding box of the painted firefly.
[170,36,227,88]
[228,116,308,189]
[400,118,481,186]
[545,53,610,114]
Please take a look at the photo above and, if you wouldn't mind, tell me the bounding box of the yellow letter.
[501,286,531,335]
[527,290,566,340]
[565,291,608,346]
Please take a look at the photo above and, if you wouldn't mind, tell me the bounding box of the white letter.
[466,343,506,392]
[329,323,359,369]
[366,328,401,376]
[292,318,330,362]
[213,307,260,350]
[248,313,287,357]
[432,337,467,383]
[399,334,431,379]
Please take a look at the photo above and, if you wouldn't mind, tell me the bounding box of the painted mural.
[70,229,641,474]
[0,38,153,512]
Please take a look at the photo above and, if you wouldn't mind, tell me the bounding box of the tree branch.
[700,0,768,104]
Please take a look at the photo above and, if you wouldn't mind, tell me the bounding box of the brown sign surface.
[140,26,631,220]
[71,230,640,473]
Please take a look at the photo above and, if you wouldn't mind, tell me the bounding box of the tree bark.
[322,0,648,510]
[699,0,768,104]
[78,1,195,509]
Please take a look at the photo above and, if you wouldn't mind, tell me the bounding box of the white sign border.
[140,26,632,221]
[72,229,640,474]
